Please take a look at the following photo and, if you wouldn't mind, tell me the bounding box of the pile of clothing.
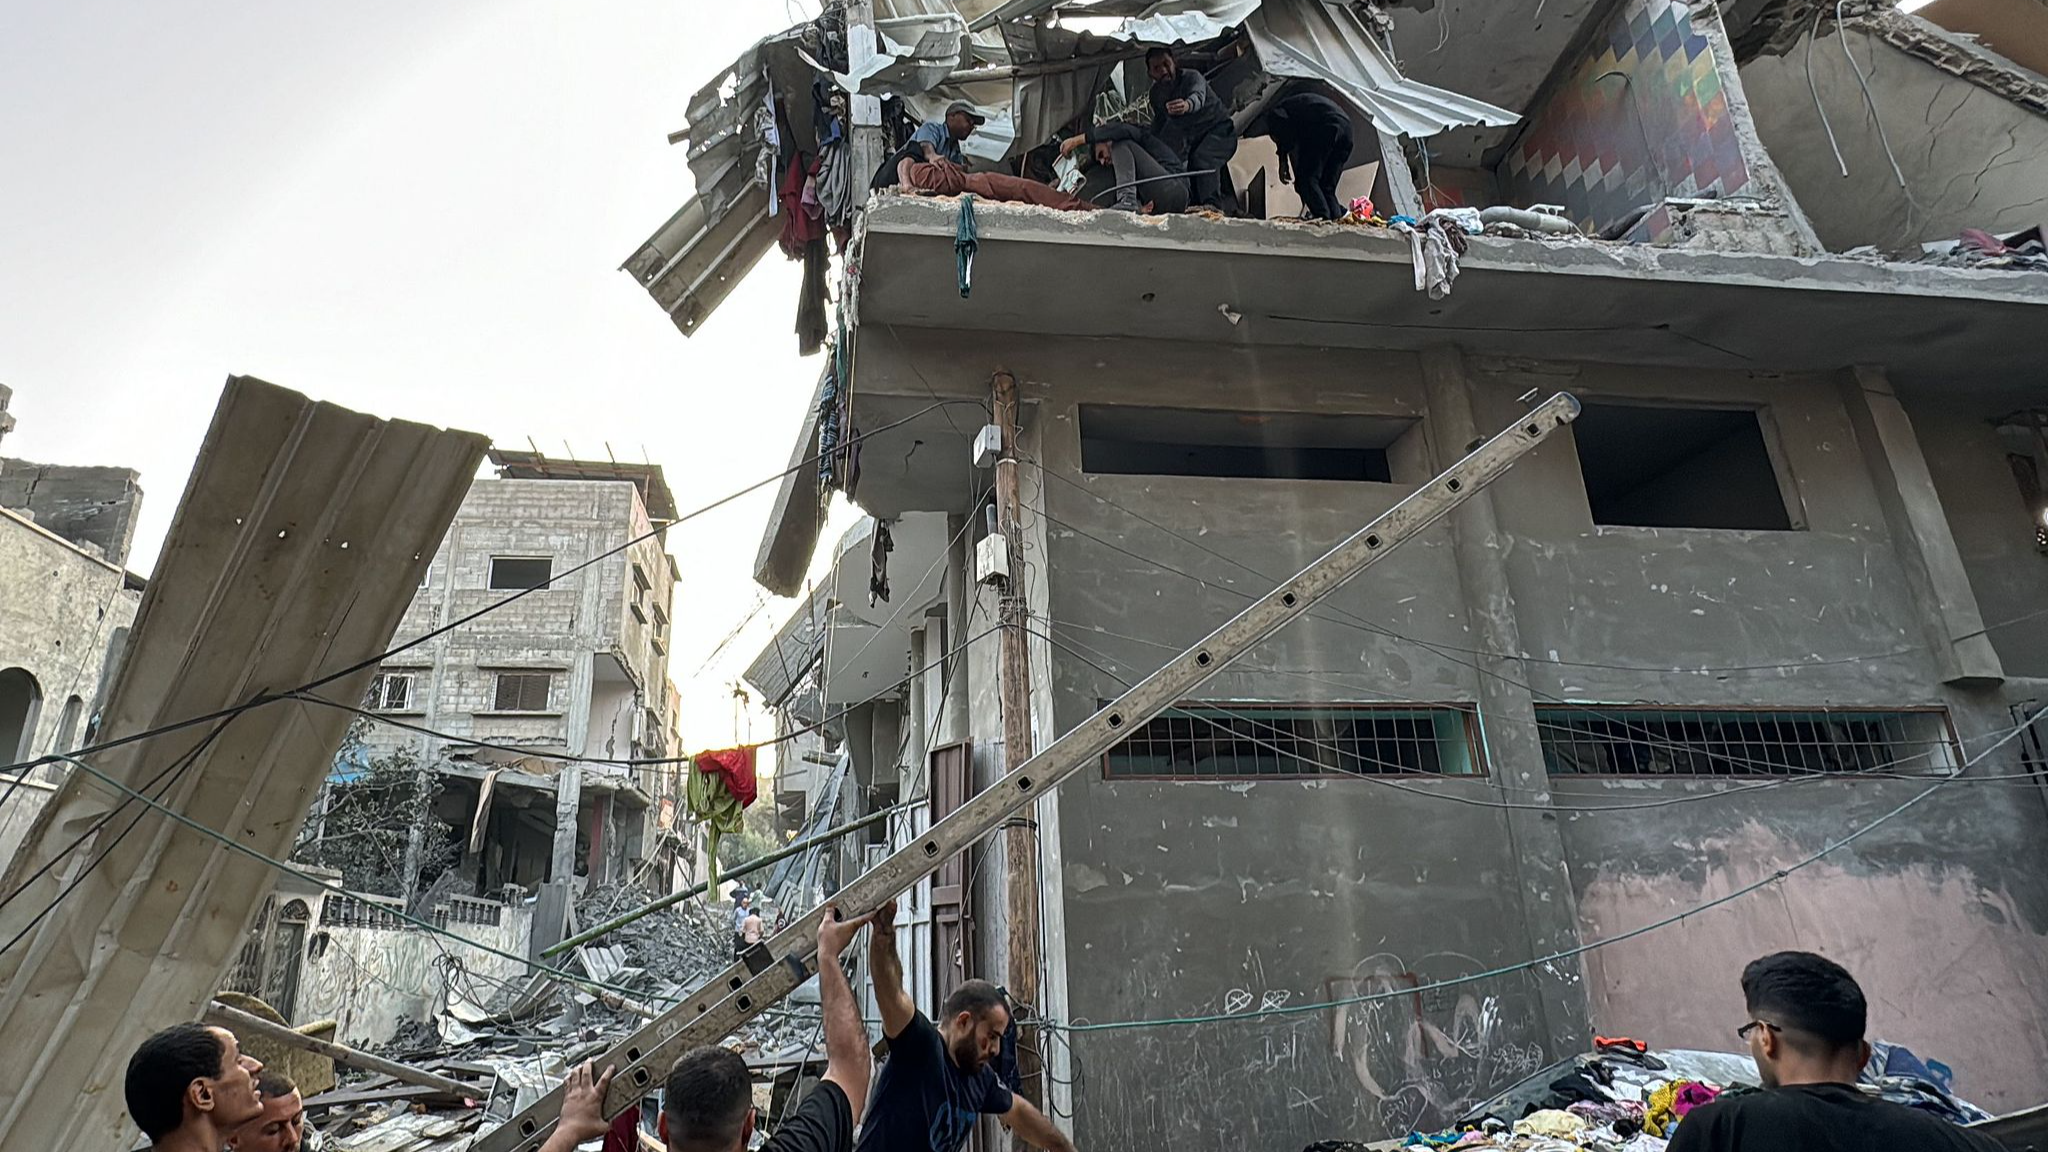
[1363,1037,1990,1152]
[1918,226,2048,272]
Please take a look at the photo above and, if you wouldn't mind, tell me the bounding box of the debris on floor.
[1321,1038,1990,1151]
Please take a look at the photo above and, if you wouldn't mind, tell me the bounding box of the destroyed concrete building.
[0,384,146,864]
[344,450,688,949]
[641,0,2048,1146]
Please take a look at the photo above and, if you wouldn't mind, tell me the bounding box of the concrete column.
[1840,364,2003,685]
[1376,128,1423,217]
[1420,346,1592,1058]
[906,626,929,794]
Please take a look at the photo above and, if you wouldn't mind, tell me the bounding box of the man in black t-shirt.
[856,901,1077,1152]
[542,903,879,1152]
[1669,951,2001,1152]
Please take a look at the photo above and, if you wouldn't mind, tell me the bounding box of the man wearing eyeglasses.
[1669,951,2000,1151]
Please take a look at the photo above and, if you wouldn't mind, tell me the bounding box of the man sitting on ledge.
[891,102,1097,212]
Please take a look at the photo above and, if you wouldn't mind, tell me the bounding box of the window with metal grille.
[1102,704,1480,779]
[492,671,553,712]
[365,672,414,711]
[488,556,554,590]
[1536,708,1955,777]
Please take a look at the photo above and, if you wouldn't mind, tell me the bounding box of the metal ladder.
[473,392,1581,1152]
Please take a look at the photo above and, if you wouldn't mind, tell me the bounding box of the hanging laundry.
[956,192,978,297]
[796,238,829,356]
[816,364,841,495]
[869,517,894,605]
[778,151,826,259]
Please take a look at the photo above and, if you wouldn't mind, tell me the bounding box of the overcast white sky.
[0,0,845,756]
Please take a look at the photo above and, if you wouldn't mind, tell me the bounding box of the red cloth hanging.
[694,746,759,808]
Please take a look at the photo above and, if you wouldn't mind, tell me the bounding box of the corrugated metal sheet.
[623,29,815,338]
[1245,0,1519,136]
[0,376,488,1152]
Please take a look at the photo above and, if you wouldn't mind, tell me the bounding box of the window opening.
[1103,703,1479,778]
[488,556,554,590]
[492,672,554,712]
[1572,403,1794,530]
[1079,404,1409,482]
[1537,708,1954,776]
[366,672,415,712]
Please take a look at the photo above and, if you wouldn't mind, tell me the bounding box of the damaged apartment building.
[631,0,2048,1147]
[0,384,146,865]
[236,450,690,1045]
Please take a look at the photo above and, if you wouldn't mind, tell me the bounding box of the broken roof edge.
[1862,6,2048,113]
[859,191,2048,309]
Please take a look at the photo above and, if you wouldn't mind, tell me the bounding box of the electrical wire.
[1049,704,2047,1034]
[1806,4,1850,178]
[0,398,990,781]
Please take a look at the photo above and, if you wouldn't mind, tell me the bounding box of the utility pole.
[991,370,1043,1117]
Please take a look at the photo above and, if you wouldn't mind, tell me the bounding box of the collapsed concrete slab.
[0,376,487,1152]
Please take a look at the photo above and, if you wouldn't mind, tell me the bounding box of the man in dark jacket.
[1262,90,1354,220]
[1146,46,1236,210]
[1059,122,1189,214]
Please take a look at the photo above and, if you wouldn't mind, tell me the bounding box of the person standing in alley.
[1668,951,2002,1151]
[1146,45,1236,211]
[856,899,1077,1152]
[732,888,753,958]
[1260,91,1353,221]
[125,1022,267,1151]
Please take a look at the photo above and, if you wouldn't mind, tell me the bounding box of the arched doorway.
[0,668,42,763]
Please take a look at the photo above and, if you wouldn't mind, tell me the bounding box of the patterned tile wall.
[1495,0,1751,241]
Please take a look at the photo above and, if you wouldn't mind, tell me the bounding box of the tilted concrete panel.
[0,376,487,1151]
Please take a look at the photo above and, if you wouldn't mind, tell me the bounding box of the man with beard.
[855,901,1076,1152]
[231,1071,315,1152]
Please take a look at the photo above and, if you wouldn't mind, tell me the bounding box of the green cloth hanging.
[686,760,746,888]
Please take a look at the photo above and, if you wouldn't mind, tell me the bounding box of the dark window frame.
[490,671,555,713]
[487,556,555,591]
[1570,400,1803,532]
[1101,702,1484,780]
[1535,706,1958,778]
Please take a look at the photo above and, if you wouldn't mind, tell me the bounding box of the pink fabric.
[1673,1082,1721,1116]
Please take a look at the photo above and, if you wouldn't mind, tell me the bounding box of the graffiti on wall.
[1326,953,1543,1135]
[1497,0,1752,239]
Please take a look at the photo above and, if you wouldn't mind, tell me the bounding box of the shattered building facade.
[647,0,2048,1146]
[0,384,146,865]
[344,450,686,949]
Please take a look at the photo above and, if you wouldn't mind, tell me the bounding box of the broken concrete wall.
[1496,0,1761,238]
[1553,750,2048,1115]
[857,324,2048,1147]
[1490,0,1820,250]
[358,477,674,889]
[0,507,142,851]
[294,893,534,1046]
[0,459,143,568]
[1740,13,2048,253]
[1911,399,2048,682]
